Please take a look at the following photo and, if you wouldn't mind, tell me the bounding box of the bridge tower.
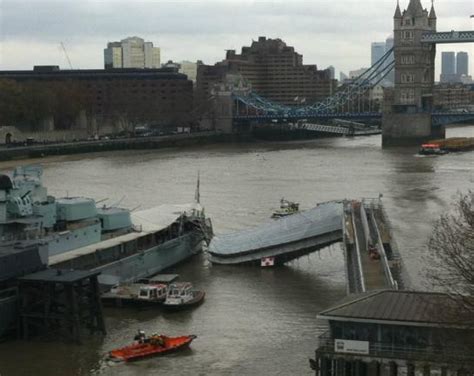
[382,0,444,146]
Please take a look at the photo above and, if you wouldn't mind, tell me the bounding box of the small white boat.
[271,198,300,218]
[101,282,168,306]
[163,282,205,310]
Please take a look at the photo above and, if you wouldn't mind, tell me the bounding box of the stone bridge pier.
[382,0,444,146]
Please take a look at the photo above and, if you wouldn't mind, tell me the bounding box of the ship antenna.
[112,196,126,207]
[194,171,200,204]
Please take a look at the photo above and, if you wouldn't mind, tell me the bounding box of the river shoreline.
[0,131,255,162]
[0,125,383,162]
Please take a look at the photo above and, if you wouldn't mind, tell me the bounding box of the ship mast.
[194,171,200,204]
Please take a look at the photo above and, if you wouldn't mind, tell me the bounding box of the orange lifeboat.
[109,334,197,362]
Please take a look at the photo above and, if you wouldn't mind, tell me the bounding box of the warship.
[0,165,212,337]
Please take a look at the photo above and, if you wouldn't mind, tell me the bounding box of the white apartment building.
[104,37,161,69]
[178,61,198,82]
[349,68,369,79]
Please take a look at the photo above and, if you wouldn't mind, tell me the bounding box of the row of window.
[400,89,415,104]
[402,30,414,40]
[401,55,415,65]
[401,73,415,83]
[85,82,185,89]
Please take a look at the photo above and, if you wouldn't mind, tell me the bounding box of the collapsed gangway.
[208,199,402,293]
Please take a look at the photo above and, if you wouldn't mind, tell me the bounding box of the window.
[402,30,414,40]
[401,73,415,83]
[400,89,415,104]
[401,55,415,65]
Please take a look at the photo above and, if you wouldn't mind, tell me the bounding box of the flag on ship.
[261,257,275,267]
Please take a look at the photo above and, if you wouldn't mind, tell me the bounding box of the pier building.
[311,290,474,376]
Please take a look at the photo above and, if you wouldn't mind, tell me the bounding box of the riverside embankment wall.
[0,132,252,161]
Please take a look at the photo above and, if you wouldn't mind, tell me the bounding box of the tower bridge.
[211,0,474,144]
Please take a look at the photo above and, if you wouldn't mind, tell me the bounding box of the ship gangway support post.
[18,268,106,343]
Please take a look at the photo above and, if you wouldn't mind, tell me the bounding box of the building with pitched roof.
[310,290,474,375]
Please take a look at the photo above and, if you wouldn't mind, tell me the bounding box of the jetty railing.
[349,202,366,293]
[369,209,397,290]
[317,334,474,363]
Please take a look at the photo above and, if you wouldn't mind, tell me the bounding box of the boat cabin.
[419,143,445,155]
[271,198,300,218]
[138,284,167,301]
[311,290,474,376]
[166,282,194,303]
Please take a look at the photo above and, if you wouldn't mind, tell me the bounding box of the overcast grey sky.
[0,0,473,77]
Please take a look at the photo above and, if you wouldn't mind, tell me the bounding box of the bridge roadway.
[298,122,381,136]
[208,199,401,293]
[233,111,474,127]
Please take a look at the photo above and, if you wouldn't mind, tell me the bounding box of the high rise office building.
[441,52,455,75]
[385,36,395,85]
[456,52,468,77]
[326,66,335,80]
[440,51,469,83]
[371,42,386,66]
[440,51,456,82]
[104,37,161,69]
[370,37,394,85]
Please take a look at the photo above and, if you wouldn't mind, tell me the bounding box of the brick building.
[0,66,193,131]
[196,37,337,106]
[433,83,473,110]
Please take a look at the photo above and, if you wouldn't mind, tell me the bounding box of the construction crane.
[60,42,74,70]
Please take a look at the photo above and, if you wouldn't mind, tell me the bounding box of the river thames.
[0,127,473,376]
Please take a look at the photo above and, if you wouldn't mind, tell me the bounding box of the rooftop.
[0,67,188,80]
[19,268,100,284]
[318,290,474,328]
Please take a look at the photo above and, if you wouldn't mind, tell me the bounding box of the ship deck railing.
[317,334,474,364]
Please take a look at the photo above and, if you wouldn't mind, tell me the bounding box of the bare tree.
[427,191,474,327]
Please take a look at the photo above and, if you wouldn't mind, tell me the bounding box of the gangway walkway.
[298,123,381,136]
[343,200,400,294]
[352,202,387,290]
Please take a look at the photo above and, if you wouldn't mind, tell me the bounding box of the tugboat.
[109,330,197,362]
[163,282,205,310]
[271,198,300,218]
[418,143,447,155]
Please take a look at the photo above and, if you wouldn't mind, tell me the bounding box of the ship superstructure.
[0,166,134,255]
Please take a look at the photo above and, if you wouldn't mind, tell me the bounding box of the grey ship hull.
[94,230,204,287]
[0,227,208,339]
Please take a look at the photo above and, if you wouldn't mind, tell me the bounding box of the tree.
[51,80,89,130]
[427,191,474,327]
[0,79,27,127]
[0,79,86,131]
